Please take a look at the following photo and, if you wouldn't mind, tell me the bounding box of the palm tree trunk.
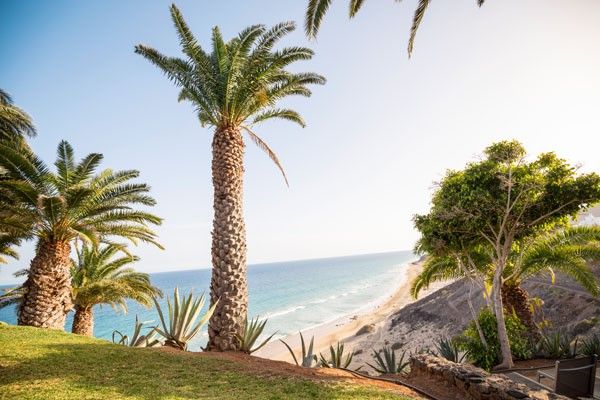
[71,305,94,336]
[206,126,248,351]
[18,240,73,330]
[501,283,539,339]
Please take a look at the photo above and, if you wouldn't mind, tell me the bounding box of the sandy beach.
[256,259,452,363]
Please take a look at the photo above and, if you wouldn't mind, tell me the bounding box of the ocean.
[0,251,415,351]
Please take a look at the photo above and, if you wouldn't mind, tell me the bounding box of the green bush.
[457,308,532,371]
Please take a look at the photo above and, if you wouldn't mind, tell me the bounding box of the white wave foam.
[263,305,306,319]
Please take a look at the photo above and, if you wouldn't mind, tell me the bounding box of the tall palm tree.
[305,0,486,56]
[135,5,325,351]
[0,88,36,141]
[70,243,161,336]
[0,140,162,330]
[412,226,600,333]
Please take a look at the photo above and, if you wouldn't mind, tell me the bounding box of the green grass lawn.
[0,325,414,400]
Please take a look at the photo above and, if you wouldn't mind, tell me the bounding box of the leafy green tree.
[0,140,162,330]
[70,243,161,336]
[135,5,325,351]
[414,140,600,368]
[305,0,486,56]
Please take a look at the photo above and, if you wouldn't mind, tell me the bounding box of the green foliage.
[580,334,600,356]
[458,309,532,371]
[153,288,217,351]
[0,88,36,141]
[0,284,25,309]
[0,243,161,324]
[136,6,325,185]
[319,341,354,369]
[280,332,318,367]
[237,316,276,354]
[435,338,468,363]
[412,227,600,299]
[414,140,600,367]
[71,243,161,312]
[304,0,486,56]
[112,315,161,347]
[536,331,579,359]
[1,325,410,400]
[366,347,410,375]
[0,140,163,248]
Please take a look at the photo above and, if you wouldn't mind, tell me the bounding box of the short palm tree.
[305,0,486,56]
[70,243,161,336]
[0,140,162,330]
[412,226,600,333]
[135,5,325,351]
[0,88,36,141]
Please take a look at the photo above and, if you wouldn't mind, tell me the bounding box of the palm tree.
[70,243,161,336]
[0,88,36,141]
[135,5,325,351]
[412,226,600,334]
[305,0,486,57]
[0,243,161,337]
[0,89,37,262]
[0,140,162,330]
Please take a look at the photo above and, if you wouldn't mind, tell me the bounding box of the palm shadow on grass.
[0,326,406,400]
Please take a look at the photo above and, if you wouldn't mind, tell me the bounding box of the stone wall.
[409,354,569,400]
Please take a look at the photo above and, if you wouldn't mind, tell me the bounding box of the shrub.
[237,316,276,354]
[435,337,468,363]
[580,334,600,356]
[457,308,532,371]
[319,342,355,369]
[366,346,410,375]
[112,315,162,348]
[536,331,579,359]
[153,288,216,351]
[280,332,318,367]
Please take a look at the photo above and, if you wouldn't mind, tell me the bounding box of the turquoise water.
[0,251,415,350]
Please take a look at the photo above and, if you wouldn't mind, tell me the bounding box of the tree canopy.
[413,140,600,368]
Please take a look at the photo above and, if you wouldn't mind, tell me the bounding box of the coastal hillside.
[349,264,600,369]
[0,325,423,400]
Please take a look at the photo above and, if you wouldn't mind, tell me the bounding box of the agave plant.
[435,338,468,363]
[367,346,410,375]
[319,341,355,369]
[237,316,277,354]
[537,331,579,359]
[580,334,600,357]
[280,332,317,367]
[153,288,217,351]
[112,315,162,348]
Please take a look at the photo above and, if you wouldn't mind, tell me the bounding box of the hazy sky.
[2,0,600,283]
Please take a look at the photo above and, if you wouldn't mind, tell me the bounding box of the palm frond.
[408,0,430,58]
[242,126,288,186]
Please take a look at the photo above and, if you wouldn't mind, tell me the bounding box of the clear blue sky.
[2,0,600,283]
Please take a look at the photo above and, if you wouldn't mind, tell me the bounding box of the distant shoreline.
[255,259,452,362]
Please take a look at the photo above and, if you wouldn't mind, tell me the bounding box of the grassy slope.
[0,325,411,400]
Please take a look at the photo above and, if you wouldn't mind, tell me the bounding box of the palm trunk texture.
[502,283,538,339]
[18,240,73,329]
[207,127,248,351]
[71,305,94,336]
